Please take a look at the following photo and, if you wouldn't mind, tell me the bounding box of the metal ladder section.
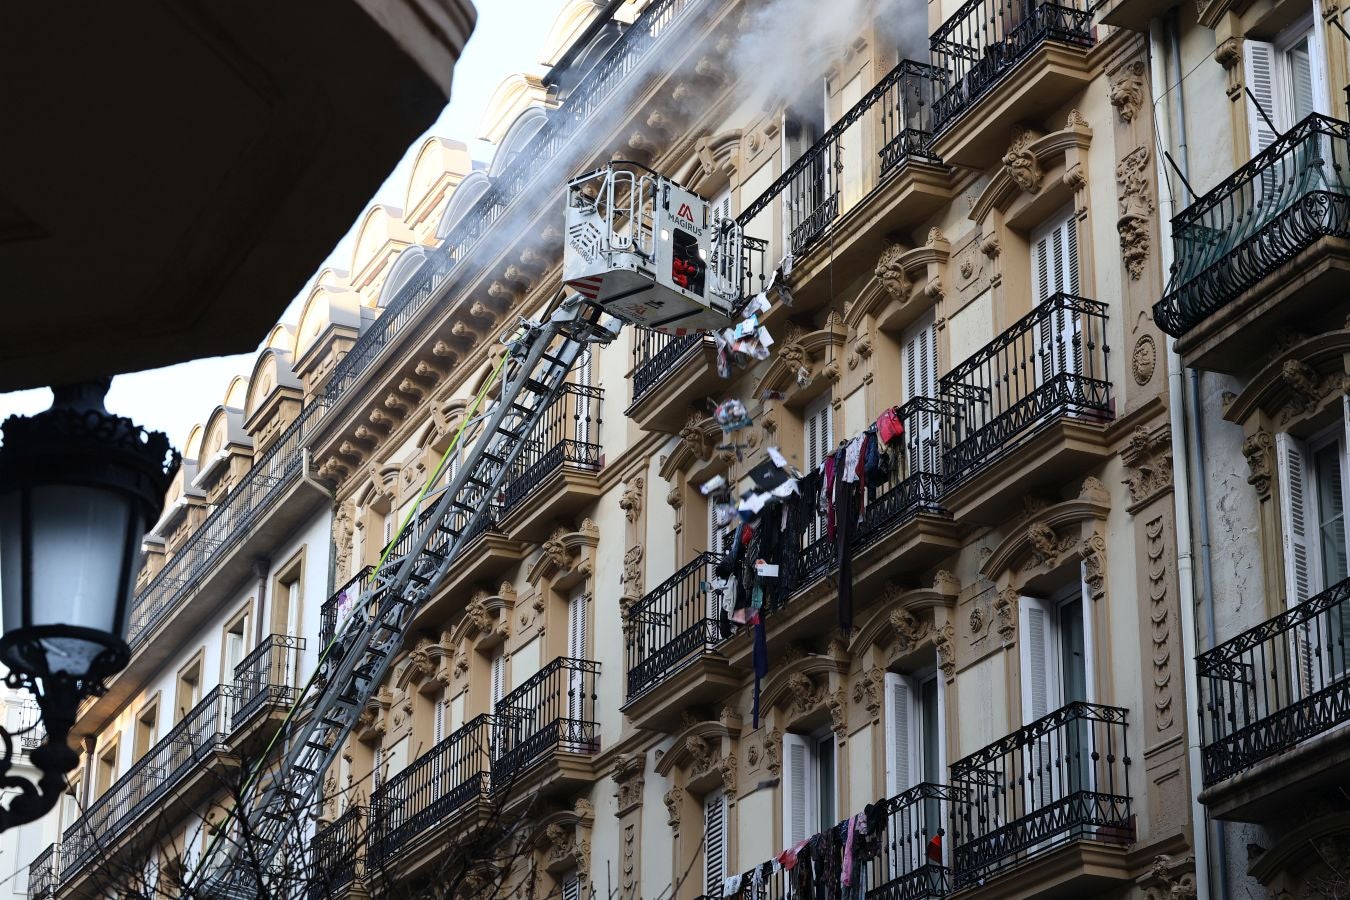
[198,295,622,896]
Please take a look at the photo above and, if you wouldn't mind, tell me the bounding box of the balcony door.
[704,789,727,897]
[804,392,833,543]
[884,670,946,875]
[1031,208,1082,387]
[573,350,592,446]
[782,731,836,848]
[566,590,588,746]
[707,499,734,623]
[902,311,940,478]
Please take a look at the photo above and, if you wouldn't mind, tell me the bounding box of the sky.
[0,0,569,450]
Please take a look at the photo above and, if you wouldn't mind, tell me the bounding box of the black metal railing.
[739,61,946,258]
[11,698,43,750]
[29,842,57,899]
[709,783,963,900]
[929,0,1094,132]
[950,702,1132,886]
[492,657,600,781]
[366,715,494,869]
[320,566,376,649]
[790,396,955,599]
[1197,574,1350,785]
[1155,113,1350,337]
[309,805,363,900]
[123,0,705,661]
[59,686,233,879]
[631,332,705,404]
[502,383,603,511]
[940,293,1111,486]
[232,633,305,728]
[625,551,729,700]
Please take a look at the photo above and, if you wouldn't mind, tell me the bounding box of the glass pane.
[920,677,940,785]
[1287,36,1316,123]
[816,737,835,833]
[1314,443,1347,587]
[1059,598,1088,704]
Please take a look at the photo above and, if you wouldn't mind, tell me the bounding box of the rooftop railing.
[940,292,1111,487]
[624,551,729,700]
[1154,113,1350,337]
[929,0,1094,132]
[366,715,493,869]
[950,701,1132,886]
[492,656,600,781]
[1196,574,1350,785]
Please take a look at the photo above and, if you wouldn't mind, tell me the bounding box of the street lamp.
[0,379,178,831]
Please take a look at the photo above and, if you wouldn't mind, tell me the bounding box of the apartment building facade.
[299,0,1204,897]
[1134,0,1350,891]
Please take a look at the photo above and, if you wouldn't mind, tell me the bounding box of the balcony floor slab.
[1200,718,1350,824]
[951,840,1132,899]
[626,339,721,434]
[499,464,603,543]
[623,654,745,732]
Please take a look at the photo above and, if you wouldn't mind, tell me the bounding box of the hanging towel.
[722,873,743,897]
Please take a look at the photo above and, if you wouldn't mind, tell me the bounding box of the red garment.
[927,834,942,863]
[777,839,809,871]
[877,406,905,445]
[823,456,836,542]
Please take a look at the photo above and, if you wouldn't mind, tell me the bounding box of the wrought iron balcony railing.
[11,698,43,750]
[788,396,955,600]
[950,701,1132,887]
[1154,113,1350,338]
[366,714,494,869]
[124,0,705,663]
[624,551,729,700]
[59,685,234,879]
[940,293,1111,487]
[29,842,57,900]
[309,805,364,900]
[492,656,600,782]
[502,383,603,512]
[706,782,964,900]
[232,633,305,728]
[320,566,376,649]
[1197,574,1350,786]
[929,0,1094,132]
[738,60,946,258]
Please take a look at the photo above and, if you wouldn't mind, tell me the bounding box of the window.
[566,590,589,745]
[176,655,203,721]
[1031,206,1081,303]
[782,730,837,846]
[134,701,158,760]
[1244,16,1328,156]
[223,608,250,683]
[61,781,80,831]
[884,669,945,873]
[804,392,833,542]
[95,742,118,799]
[704,790,727,895]
[902,312,940,477]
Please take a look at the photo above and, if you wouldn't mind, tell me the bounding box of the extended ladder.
[195,294,621,896]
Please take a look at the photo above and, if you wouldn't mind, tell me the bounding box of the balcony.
[950,702,1133,892]
[737,61,952,311]
[623,551,741,729]
[319,566,376,649]
[29,843,56,900]
[492,656,600,797]
[1154,114,1350,373]
[626,331,719,432]
[499,383,604,541]
[51,640,301,890]
[929,0,1095,167]
[1196,575,1350,822]
[940,293,1113,523]
[366,714,493,872]
[309,805,363,900]
[707,783,963,900]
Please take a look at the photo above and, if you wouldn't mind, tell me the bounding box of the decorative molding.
[851,666,885,722]
[619,475,645,524]
[1080,531,1108,602]
[611,753,646,815]
[875,243,913,300]
[1121,423,1174,508]
[935,623,956,681]
[1116,146,1154,280]
[1109,60,1147,123]
[663,785,683,830]
[1002,125,1045,193]
[1139,855,1196,900]
[1242,428,1275,500]
[993,588,1017,643]
[1146,516,1175,733]
[1132,334,1158,385]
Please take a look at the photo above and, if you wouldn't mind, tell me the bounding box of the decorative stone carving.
[1025,520,1075,569]
[969,605,986,635]
[935,623,956,680]
[1147,516,1174,732]
[786,671,823,713]
[852,666,884,721]
[891,607,931,652]
[333,501,355,580]
[926,227,947,247]
[620,545,644,602]
[1242,429,1275,499]
[764,729,782,775]
[1116,146,1154,280]
[1109,61,1147,123]
[685,734,715,776]
[619,476,644,523]
[1122,425,1174,507]
[993,588,1017,643]
[1141,855,1196,900]
[718,752,739,798]
[678,414,712,461]
[663,785,683,829]
[611,753,645,813]
[1002,125,1045,193]
[1278,358,1350,423]
[934,570,960,595]
[875,244,912,300]
[1080,476,1110,504]
[827,688,848,736]
[1132,334,1158,385]
[1081,532,1108,602]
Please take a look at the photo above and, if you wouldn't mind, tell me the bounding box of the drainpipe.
[1150,16,1213,899]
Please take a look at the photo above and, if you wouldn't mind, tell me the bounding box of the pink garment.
[841,812,862,887]
[877,406,905,444]
[823,456,837,541]
[776,839,809,871]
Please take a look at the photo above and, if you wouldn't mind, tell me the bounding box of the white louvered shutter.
[704,790,727,895]
[567,591,588,731]
[883,672,919,795]
[1032,210,1082,384]
[804,394,833,542]
[902,313,940,477]
[574,351,592,445]
[1018,595,1059,811]
[372,744,384,792]
[434,697,445,745]
[562,871,581,900]
[490,652,506,709]
[782,733,812,847]
[1244,40,1282,156]
[1277,432,1314,609]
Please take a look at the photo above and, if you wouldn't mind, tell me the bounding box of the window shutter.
[372,744,384,792]
[1018,596,1059,724]
[883,672,919,795]
[1243,40,1282,156]
[574,351,592,445]
[562,872,581,900]
[568,591,587,661]
[804,394,833,542]
[434,698,445,745]
[781,732,812,847]
[490,653,506,709]
[903,313,938,402]
[704,790,727,895]
[1277,431,1313,608]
